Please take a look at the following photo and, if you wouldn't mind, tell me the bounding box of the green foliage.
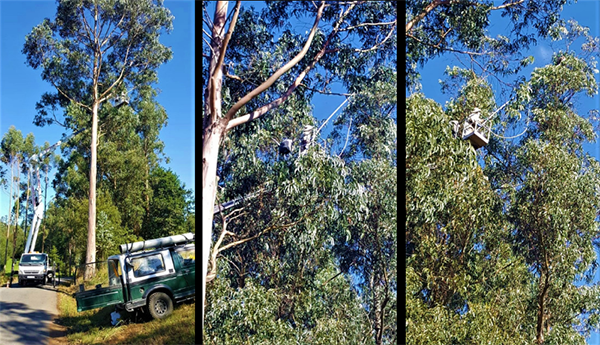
[44,189,137,265]
[407,15,600,343]
[23,0,173,127]
[141,167,193,240]
[204,1,397,343]
[406,93,538,344]
[204,258,371,345]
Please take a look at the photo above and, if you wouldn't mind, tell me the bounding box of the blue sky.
[0,0,195,219]
[412,1,600,343]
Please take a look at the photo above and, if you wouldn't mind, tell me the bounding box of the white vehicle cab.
[18,252,55,286]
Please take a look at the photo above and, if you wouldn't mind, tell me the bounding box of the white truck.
[18,252,55,286]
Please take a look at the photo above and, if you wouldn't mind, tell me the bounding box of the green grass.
[75,266,110,289]
[2,258,18,283]
[56,284,196,345]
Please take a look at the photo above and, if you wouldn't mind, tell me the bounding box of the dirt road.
[0,282,60,345]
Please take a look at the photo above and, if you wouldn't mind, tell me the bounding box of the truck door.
[75,259,125,312]
[173,246,195,295]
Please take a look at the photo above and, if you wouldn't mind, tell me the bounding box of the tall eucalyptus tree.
[23,0,173,278]
[0,127,25,269]
[202,0,397,326]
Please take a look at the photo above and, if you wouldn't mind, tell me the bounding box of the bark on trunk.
[13,160,21,239]
[3,163,14,269]
[145,161,150,215]
[201,0,228,327]
[41,226,46,253]
[536,270,550,345]
[85,100,99,279]
[24,171,30,237]
[201,121,225,324]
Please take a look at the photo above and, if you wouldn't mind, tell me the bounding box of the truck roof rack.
[119,233,195,255]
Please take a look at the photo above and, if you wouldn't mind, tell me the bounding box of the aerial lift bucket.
[461,108,490,150]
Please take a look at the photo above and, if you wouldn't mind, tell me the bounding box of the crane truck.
[16,129,83,287]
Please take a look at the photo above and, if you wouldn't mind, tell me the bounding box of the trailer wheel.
[147,292,173,320]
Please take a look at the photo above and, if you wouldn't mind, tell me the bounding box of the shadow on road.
[0,301,54,345]
[10,277,75,295]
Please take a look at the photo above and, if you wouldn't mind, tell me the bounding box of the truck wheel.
[147,292,173,320]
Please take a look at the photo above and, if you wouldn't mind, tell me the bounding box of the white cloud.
[538,45,552,62]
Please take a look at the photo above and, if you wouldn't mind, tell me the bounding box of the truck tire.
[147,292,173,320]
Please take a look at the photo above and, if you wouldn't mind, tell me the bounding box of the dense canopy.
[406,1,600,344]
[203,1,397,344]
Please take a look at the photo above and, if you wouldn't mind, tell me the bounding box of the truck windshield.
[20,255,46,264]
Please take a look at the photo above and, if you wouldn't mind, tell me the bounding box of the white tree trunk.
[200,0,327,329]
[201,0,228,327]
[85,101,98,279]
[3,161,14,268]
[201,121,225,325]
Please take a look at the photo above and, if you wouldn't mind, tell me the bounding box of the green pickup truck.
[75,233,195,320]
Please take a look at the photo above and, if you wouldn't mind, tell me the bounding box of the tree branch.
[341,20,396,32]
[79,5,94,43]
[50,81,92,112]
[223,1,327,125]
[203,34,216,56]
[212,1,241,85]
[406,0,459,34]
[214,201,327,259]
[226,72,259,87]
[203,3,215,29]
[100,13,126,51]
[406,0,524,35]
[299,83,355,96]
[99,44,131,100]
[322,270,344,287]
[355,22,396,53]
[206,207,247,282]
[225,1,356,131]
[490,0,525,10]
[202,27,213,39]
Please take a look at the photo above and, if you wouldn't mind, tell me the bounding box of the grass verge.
[55,283,195,345]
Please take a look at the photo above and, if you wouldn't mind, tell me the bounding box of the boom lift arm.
[23,129,84,254]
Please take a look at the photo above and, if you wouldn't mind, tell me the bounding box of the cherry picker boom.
[23,128,84,254]
[17,129,83,287]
